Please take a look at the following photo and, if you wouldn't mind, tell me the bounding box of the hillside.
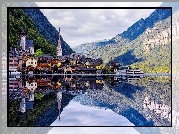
[22,8,74,55]
[74,8,171,73]
[5,2,74,56]
[74,8,171,54]
[87,16,171,73]
[9,8,57,56]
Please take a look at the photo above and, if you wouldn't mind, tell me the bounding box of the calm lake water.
[8,75,171,126]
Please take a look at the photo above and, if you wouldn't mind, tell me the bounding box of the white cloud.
[50,100,134,126]
[35,2,162,47]
[47,100,140,134]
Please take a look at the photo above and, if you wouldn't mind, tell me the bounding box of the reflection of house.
[26,93,34,101]
[9,56,19,69]
[25,81,37,92]
[25,101,34,110]
[19,98,26,113]
[9,80,22,91]
[37,78,50,87]
[19,94,34,114]
[48,81,62,90]
[96,78,104,84]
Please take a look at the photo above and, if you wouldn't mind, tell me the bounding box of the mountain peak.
[119,8,171,41]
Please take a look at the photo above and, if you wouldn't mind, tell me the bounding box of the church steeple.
[57,91,62,121]
[59,27,60,39]
[57,27,62,56]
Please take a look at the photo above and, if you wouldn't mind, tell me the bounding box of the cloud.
[50,100,134,126]
[36,2,162,47]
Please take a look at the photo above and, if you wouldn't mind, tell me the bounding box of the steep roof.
[25,40,34,50]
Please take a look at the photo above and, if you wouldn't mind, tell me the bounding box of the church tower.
[19,29,26,51]
[57,91,62,121]
[57,27,62,56]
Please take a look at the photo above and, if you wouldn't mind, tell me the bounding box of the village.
[9,27,144,78]
[9,28,105,76]
[7,27,147,101]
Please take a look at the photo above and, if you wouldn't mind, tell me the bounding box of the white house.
[26,57,37,68]
[26,81,37,92]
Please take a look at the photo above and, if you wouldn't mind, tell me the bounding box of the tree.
[34,48,43,56]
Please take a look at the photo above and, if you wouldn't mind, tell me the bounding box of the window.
[31,62,33,64]
[31,84,33,86]
[35,62,36,64]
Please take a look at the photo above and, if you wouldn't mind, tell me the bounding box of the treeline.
[9,8,57,55]
[131,44,171,73]
[22,8,74,55]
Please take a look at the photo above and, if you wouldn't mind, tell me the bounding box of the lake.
[8,74,171,127]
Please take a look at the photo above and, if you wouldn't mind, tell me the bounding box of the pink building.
[9,80,22,91]
[9,56,19,69]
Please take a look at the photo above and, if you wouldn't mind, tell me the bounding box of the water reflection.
[8,75,171,126]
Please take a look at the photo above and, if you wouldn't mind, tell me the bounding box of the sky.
[35,2,162,48]
[34,2,162,134]
[51,100,134,126]
[48,100,139,134]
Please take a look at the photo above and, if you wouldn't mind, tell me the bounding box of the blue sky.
[35,2,162,48]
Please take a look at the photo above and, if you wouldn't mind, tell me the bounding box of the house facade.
[26,57,37,68]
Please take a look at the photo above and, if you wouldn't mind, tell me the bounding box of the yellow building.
[96,79,104,84]
[96,64,103,70]
[57,62,61,67]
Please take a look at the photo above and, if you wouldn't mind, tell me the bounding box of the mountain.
[9,8,57,56]
[74,8,171,73]
[22,8,74,55]
[119,9,171,41]
[5,2,73,56]
[74,8,171,54]
[73,39,110,54]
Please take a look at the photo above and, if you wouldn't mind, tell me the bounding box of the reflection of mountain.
[8,92,75,126]
[74,95,155,126]
[74,78,171,126]
[6,2,73,56]
[35,93,75,126]
[120,107,154,126]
